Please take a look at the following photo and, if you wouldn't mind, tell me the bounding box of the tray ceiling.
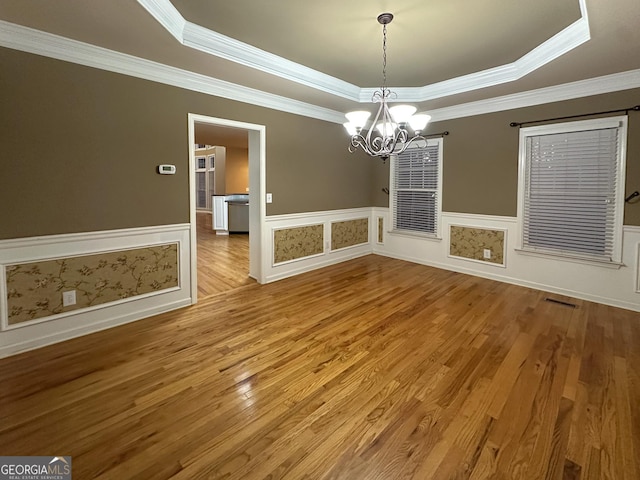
[0,0,638,120]
[171,0,581,88]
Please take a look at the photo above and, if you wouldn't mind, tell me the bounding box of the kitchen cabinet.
[212,195,228,234]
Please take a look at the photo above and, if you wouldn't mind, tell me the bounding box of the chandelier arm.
[394,128,409,149]
[394,134,428,156]
[349,134,369,154]
[364,97,388,156]
[350,134,380,157]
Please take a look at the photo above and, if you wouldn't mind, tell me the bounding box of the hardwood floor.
[197,212,253,297]
[1,255,639,479]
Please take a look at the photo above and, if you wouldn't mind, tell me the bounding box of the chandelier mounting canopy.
[377,12,394,25]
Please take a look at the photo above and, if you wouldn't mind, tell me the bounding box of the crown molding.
[426,69,640,122]
[139,0,590,104]
[0,19,638,127]
[182,22,360,101]
[137,0,359,100]
[0,20,345,124]
[361,12,591,103]
[516,16,589,78]
[136,0,185,42]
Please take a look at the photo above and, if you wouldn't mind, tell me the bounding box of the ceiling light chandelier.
[344,13,431,160]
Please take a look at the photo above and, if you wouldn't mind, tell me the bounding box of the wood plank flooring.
[196,211,252,297]
[1,255,639,479]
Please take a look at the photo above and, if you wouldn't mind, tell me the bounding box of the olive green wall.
[0,48,373,240]
[265,119,373,215]
[371,88,640,225]
[3,47,638,241]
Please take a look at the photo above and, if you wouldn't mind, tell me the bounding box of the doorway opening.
[187,114,266,303]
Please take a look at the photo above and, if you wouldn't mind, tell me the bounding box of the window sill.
[515,248,624,270]
[388,230,442,242]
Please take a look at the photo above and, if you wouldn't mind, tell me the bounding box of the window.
[517,116,627,264]
[391,139,443,237]
[195,154,216,210]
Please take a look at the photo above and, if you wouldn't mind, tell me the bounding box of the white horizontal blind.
[393,141,440,235]
[523,126,619,260]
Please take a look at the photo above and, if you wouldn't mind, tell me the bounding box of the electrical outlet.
[483,249,491,259]
[266,193,273,203]
[62,290,77,306]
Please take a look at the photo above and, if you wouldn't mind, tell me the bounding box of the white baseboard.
[0,297,192,358]
[265,249,371,283]
[376,246,640,313]
[0,224,193,358]
[266,207,640,312]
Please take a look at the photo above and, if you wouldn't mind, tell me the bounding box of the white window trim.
[389,138,444,240]
[515,115,628,266]
[195,154,216,210]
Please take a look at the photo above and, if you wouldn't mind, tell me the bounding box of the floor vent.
[545,298,577,308]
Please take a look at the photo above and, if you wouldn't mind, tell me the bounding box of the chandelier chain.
[382,24,387,89]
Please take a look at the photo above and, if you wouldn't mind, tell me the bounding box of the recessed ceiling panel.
[171,0,582,87]
[1,0,638,117]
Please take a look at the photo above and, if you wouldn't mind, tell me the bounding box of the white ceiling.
[195,123,248,149]
[1,0,639,120]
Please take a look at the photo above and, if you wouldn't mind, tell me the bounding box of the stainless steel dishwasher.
[226,194,249,233]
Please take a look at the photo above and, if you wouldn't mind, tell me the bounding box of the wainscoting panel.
[6,243,179,327]
[265,208,373,283]
[449,225,506,266]
[0,224,192,357]
[331,218,369,251]
[273,224,324,265]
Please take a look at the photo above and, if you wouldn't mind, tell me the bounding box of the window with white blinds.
[195,154,216,210]
[391,139,443,236]
[518,116,627,263]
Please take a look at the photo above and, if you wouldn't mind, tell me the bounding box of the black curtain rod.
[626,191,640,203]
[423,131,449,138]
[379,131,449,162]
[510,105,640,128]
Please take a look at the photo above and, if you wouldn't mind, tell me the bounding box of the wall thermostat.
[158,164,176,175]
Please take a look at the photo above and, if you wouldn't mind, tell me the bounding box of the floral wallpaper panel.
[331,218,369,251]
[378,217,384,244]
[449,226,505,265]
[273,224,324,264]
[6,243,179,326]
